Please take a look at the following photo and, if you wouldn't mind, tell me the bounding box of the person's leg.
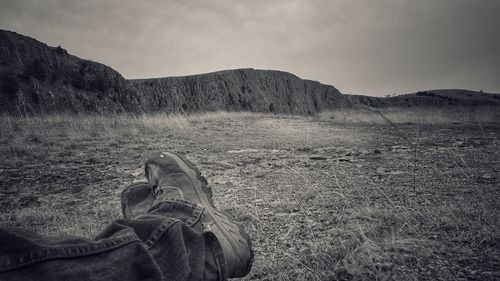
[100,197,221,281]
[0,152,253,281]
[0,218,162,281]
[124,152,253,279]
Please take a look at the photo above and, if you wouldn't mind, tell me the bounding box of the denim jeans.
[0,199,225,281]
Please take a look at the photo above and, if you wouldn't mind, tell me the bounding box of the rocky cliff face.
[130,69,349,114]
[0,30,139,114]
[0,29,498,115]
[0,30,348,115]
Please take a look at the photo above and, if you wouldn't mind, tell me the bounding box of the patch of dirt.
[0,116,499,280]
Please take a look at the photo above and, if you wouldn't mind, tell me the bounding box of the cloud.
[0,0,499,95]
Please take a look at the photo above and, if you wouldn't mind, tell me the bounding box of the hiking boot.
[145,152,254,278]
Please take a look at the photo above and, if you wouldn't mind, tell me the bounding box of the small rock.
[375,262,393,271]
[337,157,351,162]
[255,172,266,178]
[480,173,495,180]
[258,162,270,168]
[376,167,405,175]
[217,161,237,169]
[309,155,328,160]
[227,149,260,154]
[391,145,410,151]
[374,149,382,154]
[130,167,144,177]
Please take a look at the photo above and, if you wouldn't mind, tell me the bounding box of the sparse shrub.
[55,45,67,55]
[269,103,275,113]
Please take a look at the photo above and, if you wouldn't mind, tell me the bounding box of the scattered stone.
[216,161,237,169]
[452,141,466,147]
[130,167,144,177]
[376,167,406,175]
[258,162,270,168]
[345,150,361,157]
[337,157,352,162]
[375,262,393,271]
[227,149,260,154]
[479,173,496,182]
[309,155,328,160]
[391,145,410,151]
[374,149,382,154]
[481,173,495,179]
[255,172,267,178]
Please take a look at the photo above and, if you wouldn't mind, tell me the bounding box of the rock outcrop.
[130,69,349,114]
[0,29,137,114]
[0,29,348,115]
[0,29,498,115]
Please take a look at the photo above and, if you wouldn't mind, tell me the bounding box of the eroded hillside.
[1,29,499,115]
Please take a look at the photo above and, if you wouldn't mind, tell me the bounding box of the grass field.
[1,107,499,280]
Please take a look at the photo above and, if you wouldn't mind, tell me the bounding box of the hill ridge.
[0,29,498,115]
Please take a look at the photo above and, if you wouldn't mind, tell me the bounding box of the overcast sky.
[1,0,499,96]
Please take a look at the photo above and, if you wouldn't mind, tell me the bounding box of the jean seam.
[145,218,179,249]
[205,231,227,281]
[152,199,204,227]
[0,233,140,272]
[186,204,204,227]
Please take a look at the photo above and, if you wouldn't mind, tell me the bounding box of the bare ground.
[0,112,499,280]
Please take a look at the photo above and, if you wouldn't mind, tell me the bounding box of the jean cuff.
[205,231,227,280]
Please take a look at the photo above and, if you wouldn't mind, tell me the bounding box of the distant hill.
[349,89,500,108]
[0,29,498,115]
[129,69,350,114]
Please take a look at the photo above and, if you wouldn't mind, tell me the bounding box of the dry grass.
[318,105,500,125]
[0,108,499,280]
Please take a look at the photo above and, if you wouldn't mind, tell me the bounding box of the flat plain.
[0,108,499,280]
